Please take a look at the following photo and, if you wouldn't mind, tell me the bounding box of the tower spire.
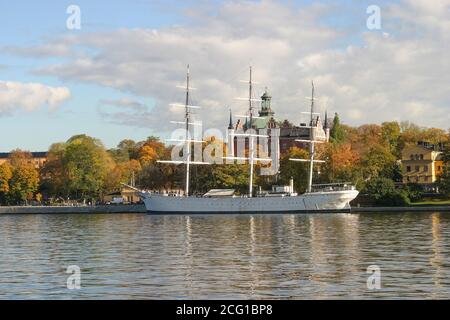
[228,109,233,129]
[259,87,274,117]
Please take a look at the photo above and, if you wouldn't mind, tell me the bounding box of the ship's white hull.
[141,190,359,214]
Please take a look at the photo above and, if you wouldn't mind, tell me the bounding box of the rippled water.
[0,212,449,299]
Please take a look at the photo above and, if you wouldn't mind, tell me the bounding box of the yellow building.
[0,152,47,169]
[401,142,444,188]
[103,185,141,204]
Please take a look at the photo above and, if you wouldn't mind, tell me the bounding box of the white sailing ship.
[137,66,359,213]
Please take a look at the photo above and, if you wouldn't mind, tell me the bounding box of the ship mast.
[307,81,315,193]
[289,81,325,193]
[223,66,272,197]
[248,66,255,197]
[184,65,191,196]
[158,65,210,196]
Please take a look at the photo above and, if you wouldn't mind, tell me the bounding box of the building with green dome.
[226,88,330,176]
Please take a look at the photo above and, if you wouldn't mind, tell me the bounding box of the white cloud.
[0,81,71,114]
[99,98,148,112]
[5,0,450,131]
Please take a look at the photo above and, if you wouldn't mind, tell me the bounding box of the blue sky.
[0,0,448,151]
[0,0,190,151]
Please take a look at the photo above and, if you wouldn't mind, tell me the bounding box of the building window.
[424,176,429,182]
[406,166,411,172]
[416,176,419,182]
[424,165,428,172]
[410,155,414,160]
[407,177,411,182]
[420,154,424,160]
[415,165,420,171]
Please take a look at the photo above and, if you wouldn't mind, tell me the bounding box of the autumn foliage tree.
[0,162,13,204]
[2,116,447,206]
[438,144,450,195]
[9,163,39,204]
[0,150,39,205]
[323,143,360,184]
[139,145,159,164]
[40,135,114,201]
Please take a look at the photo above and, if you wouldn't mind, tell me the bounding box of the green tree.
[109,139,138,162]
[438,144,450,195]
[363,177,409,206]
[405,183,423,202]
[40,143,67,198]
[209,164,250,194]
[381,121,401,156]
[41,135,114,201]
[139,162,184,191]
[279,147,309,193]
[62,135,114,200]
[360,144,397,180]
[330,113,346,144]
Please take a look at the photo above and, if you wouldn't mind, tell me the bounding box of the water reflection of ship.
[430,213,443,295]
[308,214,361,298]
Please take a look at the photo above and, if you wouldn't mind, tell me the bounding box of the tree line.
[1,115,450,206]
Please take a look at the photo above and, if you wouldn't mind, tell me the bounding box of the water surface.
[0,212,449,299]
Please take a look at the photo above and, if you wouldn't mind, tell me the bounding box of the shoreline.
[0,204,147,214]
[351,206,450,213]
[0,204,449,214]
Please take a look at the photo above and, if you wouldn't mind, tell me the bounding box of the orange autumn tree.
[4,150,40,204]
[323,143,360,184]
[0,162,13,204]
[105,159,142,191]
[139,145,159,164]
[138,136,167,164]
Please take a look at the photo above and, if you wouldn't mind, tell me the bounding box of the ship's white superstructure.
[138,67,359,213]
